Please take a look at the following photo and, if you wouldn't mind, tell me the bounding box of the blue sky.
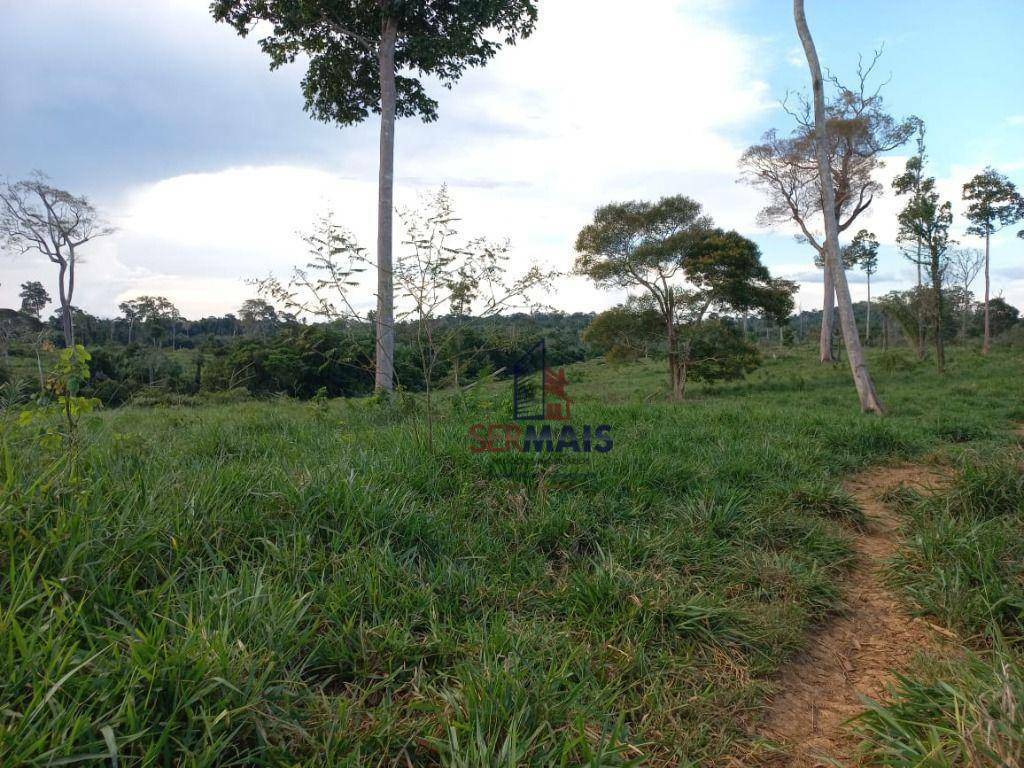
[1,0,1022,318]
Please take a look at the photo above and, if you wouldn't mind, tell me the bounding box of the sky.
[1,0,1022,320]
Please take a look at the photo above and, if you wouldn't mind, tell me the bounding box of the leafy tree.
[891,124,932,358]
[793,0,887,412]
[212,0,538,392]
[238,298,278,337]
[878,288,928,357]
[582,302,662,362]
[843,230,879,344]
[739,50,915,364]
[575,195,794,399]
[18,281,50,318]
[0,173,113,347]
[893,147,953,372]
[971,297,1019,339]
[961,168,1023,353]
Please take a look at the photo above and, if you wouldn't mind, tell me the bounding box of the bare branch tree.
[739,53,916,363]
[0,172,113,347]
[793,0,884,412]
[947,247,984,342]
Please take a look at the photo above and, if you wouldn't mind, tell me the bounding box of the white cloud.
[4,0,778,319]
[4,0,1022,320]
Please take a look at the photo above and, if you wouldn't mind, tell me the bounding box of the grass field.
[855,444,1024,766]
[1,347,1022,765]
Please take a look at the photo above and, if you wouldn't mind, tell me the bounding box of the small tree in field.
[961,168,1023,354]
[575,196,795,400]
[394,188,551,449]
[19,281,50,319]
[844,230,879,344]
[212,0,538,392]
[894,155,953,373]
[0,174,113,347]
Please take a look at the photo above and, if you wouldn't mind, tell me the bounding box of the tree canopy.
[211,0,538,125]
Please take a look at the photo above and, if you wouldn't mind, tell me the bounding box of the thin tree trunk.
[374,14,398,391]
[982,229,991,354]
[865,275,871,345]
[57,261,74,348]
[667,321,681,400]
[930,249,946,373]
[915,243,925,359]
[820,259,835,362]
[794,0,884,414]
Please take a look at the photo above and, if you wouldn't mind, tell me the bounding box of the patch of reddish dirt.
[735,465,949,767]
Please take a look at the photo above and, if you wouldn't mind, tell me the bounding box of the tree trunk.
[374,14,398,391]
[819,258,835,362]
[982,229,991,354]
[915,243,925,360]
[794,0,884,414]
[930,250,946,373]
[666,321,681,400]
[865,275,871,345]
[57,261,74,348]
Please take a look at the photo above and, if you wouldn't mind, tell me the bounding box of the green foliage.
[844,229,879,278]
[574,196,794,397]
[582,304,662,361]
[17,280,49,318]
[961,167,1023,238]
[211,0,538,125]
[16,345,101,450]
[973,297,1020,338]
[681,320,761,385]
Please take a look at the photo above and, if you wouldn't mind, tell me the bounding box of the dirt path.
[741,465,947,767]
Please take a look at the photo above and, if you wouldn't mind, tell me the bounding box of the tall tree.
[18,281,50,319]
[0,173,112,347]
[844,230,879,345]
[893,155,952,372]
[793,0,884,412]
[891,124,930,359]
[575,196,794,400]
[212,0,538,391]
[961,168,1023,354]
[739,52,915,363]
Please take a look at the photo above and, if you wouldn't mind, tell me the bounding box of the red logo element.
[543,367,572,421]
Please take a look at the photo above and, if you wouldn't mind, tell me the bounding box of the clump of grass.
[785,482,867,530]
[946,458,1024,518]
[858,445,1024,766]
[888,454,1024,640]
[855,650,1024,767]
[934,417,991,443]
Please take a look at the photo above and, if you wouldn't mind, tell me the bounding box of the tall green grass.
[1,347,1021,765]
[856,447,1024,766]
